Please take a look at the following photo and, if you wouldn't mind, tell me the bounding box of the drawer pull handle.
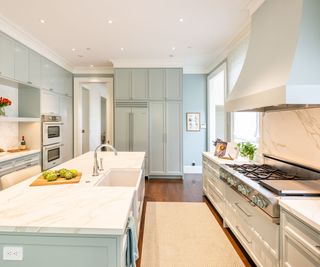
[236,225,252,244]
[316,245,320,250]
[235,202,252,217]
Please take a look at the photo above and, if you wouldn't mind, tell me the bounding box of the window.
[207,63,227,151]
[233,112,259,144]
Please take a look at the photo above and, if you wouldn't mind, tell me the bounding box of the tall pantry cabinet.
[114,68,183,177]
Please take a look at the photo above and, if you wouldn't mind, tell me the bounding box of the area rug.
[140,202,245,267]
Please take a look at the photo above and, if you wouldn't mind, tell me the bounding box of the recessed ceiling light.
[169,54,174,58]
[40,19,46,24]
[187,46,192,49]
[86,47,91,51]
[108,19,113,24]
[90,64,94,68]
[172,46,176,51]
[120,47,124,51]
[71,48,76,52]
[78,55,84,58]
[179,18,184,23]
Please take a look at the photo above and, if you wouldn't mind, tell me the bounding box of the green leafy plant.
[237,142,257,161]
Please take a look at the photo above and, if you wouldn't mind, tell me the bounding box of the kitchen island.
[0,151,145,267]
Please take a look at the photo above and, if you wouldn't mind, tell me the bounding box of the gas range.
[220,155,320,219]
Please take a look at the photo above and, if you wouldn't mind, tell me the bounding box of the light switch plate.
[3,246,23,260]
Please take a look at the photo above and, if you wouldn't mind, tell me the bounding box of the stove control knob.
[237,184,243,192]
[252,195,258,204]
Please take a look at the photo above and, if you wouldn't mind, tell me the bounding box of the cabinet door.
[115,69,131,100]
[148,69,164,100]
[132,107,148,155]
[149,102,165,174]
[14,42,28,83]
[132,69,147,100]
[65,72,73,96]
[60,96,73,162]
[165,68,182,100]
[41,57,53,90]
[28,50,41,87]
[41,90,60,115]
[166,101,182,174]
[0,33,14,79]
[114,107,131,151]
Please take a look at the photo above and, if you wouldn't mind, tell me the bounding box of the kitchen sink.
[95,169,141,187]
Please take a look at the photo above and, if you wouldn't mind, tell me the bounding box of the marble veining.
[0,152,145,235]
[262,108,320,170]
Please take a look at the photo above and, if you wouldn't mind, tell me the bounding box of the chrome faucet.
[92,144,118,176]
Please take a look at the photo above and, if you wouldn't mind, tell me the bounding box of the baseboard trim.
[184,165,202,174]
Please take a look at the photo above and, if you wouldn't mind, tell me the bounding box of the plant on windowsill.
[0,97,12,116]
[237,142,257,161]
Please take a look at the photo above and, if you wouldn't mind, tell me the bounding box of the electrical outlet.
[3,246,23,261]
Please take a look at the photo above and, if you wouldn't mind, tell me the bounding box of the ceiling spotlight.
[187,46,192,49]
[120,47,124,51]
[179,18,184,23]
[71,48,76,52]
[78,55,84,58]
[108,19,113,24]
[172,46,176,51]
[90,65,94,68]
[169,54,174,58]
[86,47,91,51]
[40,19,46,24]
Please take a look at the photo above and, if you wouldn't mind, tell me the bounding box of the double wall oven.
[42,115,64,170]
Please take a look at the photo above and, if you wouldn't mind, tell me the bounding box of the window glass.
[233,112,259,144]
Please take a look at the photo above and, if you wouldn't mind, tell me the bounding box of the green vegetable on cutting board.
[237,142,257,161]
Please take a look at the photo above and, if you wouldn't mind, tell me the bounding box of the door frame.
[74,77,114,157]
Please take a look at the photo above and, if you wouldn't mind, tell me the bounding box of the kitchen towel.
[126,216,139,267]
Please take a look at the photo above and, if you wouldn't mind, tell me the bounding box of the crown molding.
[205,20,251,74]
[111,58,184,69]
[247,0,266,15]
[0,14,73,72]
[72,66,114,75]
[183,66,207,75]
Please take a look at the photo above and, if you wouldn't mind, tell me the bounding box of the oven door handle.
[43,144,64,150]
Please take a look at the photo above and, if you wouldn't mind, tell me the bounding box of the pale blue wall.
[183,74,207,166]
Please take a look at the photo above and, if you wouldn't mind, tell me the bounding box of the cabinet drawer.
[0,161,15,177]
[282,210,320,260]
[207,180,224,216]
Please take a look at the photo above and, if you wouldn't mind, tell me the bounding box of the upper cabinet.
[0,32,14,79]
[14,42,28,83]
[115,68,182,101]
[149,69,165,100]
[165,69,182,100]
[28,50,41,87]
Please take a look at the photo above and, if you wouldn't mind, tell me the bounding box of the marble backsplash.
[262,108,320,170]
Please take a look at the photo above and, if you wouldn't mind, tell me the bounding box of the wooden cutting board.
[30,173,82,186]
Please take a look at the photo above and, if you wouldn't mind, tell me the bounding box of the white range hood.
[226,0,320,112]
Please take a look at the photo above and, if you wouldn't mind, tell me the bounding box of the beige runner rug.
[140,202,245,267]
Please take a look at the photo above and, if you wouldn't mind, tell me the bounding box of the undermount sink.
[95,169,141,187]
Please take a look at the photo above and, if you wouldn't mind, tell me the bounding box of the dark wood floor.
[136,174,256,267]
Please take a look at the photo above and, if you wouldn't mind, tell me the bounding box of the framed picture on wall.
[186,112,200,131]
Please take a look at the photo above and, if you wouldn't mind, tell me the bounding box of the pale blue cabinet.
[64,72,73,96]
[14,42,28,83]
[115,69,131,100]
[41,57,54,91]
[28,50,41,87]
[148,69,165,100]
[165,69,182,100]
[0,32,14,79]
[132,69,148,99]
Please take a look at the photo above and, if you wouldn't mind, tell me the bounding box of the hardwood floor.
[137,174,256,267]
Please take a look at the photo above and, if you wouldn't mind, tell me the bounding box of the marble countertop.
[0,149,40,163]
[280,198,320,232]
[0,151,145,235]
[202,151,250,165]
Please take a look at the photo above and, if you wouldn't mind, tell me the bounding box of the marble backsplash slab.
[262,108,320,170]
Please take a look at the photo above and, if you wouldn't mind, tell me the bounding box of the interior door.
[82,88,90,154]
[114,106,131,151]
[132,107,148,155]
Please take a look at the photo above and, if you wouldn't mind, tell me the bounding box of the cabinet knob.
[28,81,32,85]
[49,88,53,91]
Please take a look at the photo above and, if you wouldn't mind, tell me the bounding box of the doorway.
[73,77,114,157]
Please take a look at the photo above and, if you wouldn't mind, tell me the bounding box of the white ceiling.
[0,0,259,72]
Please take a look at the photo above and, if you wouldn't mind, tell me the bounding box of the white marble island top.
[280,198,320,232]
[0,152,145,236]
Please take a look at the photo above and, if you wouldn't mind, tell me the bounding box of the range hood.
[226,0,320,112]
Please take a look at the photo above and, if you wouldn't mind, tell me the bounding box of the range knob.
[252,195,258,204]
[237,184,244,193]
[252,195,268,208]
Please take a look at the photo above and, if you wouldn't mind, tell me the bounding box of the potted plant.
[0,97,12,116]
[237,142,257,161]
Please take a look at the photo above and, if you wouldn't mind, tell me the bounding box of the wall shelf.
[0,117,40,122]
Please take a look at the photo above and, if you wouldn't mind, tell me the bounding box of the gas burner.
[226,164,298,181]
